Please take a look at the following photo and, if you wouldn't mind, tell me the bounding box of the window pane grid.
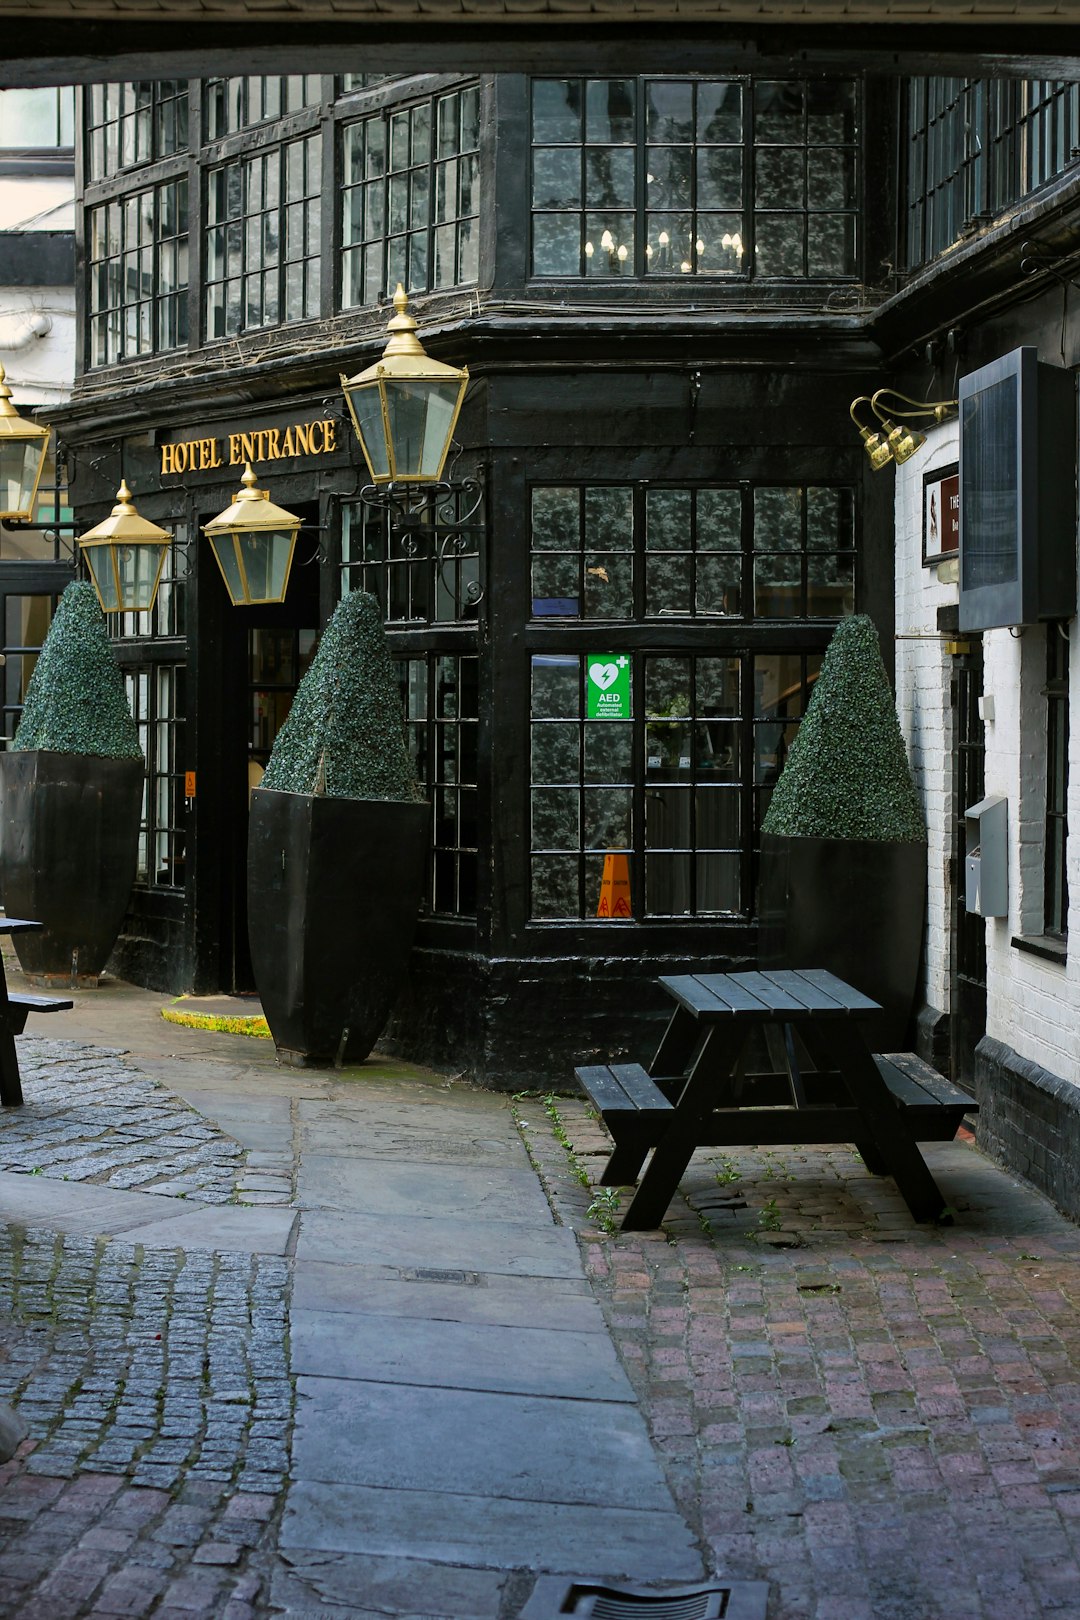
[530,75,859,281]
[86,81,188,182]
[204,75,321,140]
[341,84,480,309]
[206,133,321,340]
[529,649,820,921]
[1045,624,1069,939]
[904,76,1080,270]
[394,653,479,917]
[88,178,188,367]
[530,482,854,623]
[341,497,482,626]
[123,661,186,890]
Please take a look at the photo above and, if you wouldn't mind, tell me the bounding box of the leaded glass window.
[529,649,820,920]
[204,76,321,140]
[125,663,186,891]
[530,75,859,280]
[88,179,188,366]
[530,483,854,622]
[904,78,1080,269]
[206,133,321,338]
[395,654,479,917]
[341,84,480,308]
[86,83,188,182]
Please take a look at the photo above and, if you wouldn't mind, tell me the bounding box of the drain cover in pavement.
[519,1577,769,1619]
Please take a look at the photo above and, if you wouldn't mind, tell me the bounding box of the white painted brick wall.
[893,423,960,1017]
[892,415,1080,1090]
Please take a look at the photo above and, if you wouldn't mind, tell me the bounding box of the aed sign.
[587,655,631,720]
[159,417,338,477]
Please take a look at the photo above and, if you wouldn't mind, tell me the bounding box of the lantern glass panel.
[85,546,121,613]
[208,534,247,603]
[239,528,295,602]
[0,439,44,518]
[116,542,167,611]
[350,384,391,480]
[384,378,460,479]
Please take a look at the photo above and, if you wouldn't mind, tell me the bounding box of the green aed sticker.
[586,655,631,720]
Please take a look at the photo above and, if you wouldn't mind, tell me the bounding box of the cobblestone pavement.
[0,1040,255,1204]
[0,1039,294,1618]
[516,1095,1080,1620]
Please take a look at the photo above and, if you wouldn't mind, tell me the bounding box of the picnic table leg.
[809,1024,946,1223]
[621,1025,746,1231]
[649,1006,702,1081]
[0,1023,23,1107]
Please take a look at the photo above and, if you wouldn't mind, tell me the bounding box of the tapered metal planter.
[247,787,429,1066]
[758,832,927,1051]
[0,750,143,984]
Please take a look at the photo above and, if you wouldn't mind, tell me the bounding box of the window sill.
[1012,933,1067,965]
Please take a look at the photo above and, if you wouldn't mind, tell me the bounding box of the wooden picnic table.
[0,919,72,1105]
[576,967,975,1232]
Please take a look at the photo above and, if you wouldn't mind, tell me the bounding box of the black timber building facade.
[32,72,1080,1111]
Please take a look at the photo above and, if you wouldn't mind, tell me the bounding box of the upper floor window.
[206,133,321,338]
[205,76,321,140]
[341,83,480,308]
[0,88,74,151]
[88,178,188,366]
[530,76,859,281]
[86,83,187,183]
[904,79,1080,269]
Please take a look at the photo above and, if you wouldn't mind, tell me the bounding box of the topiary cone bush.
[247,590,429,1066]
[758,614,928,1048]
[0,580,145,983]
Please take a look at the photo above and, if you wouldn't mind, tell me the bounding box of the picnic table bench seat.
[575,1050,972,1159]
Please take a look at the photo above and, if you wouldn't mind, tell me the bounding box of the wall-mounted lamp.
[78,481,172,613]
[203,463,302,606]
[850,389,958,471]
[0,363,50,521]
[340,285,468,486]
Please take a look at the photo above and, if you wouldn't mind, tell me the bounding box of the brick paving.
[516,1095,1080,1620]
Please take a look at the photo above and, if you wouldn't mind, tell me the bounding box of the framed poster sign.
[923,462,960,565]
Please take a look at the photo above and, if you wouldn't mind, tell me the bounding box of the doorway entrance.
[198,507,320,994]
[950,638,987,1094]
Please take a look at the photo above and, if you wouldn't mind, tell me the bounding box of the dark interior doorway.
[950,638,987,1095]
[206,507,320,994]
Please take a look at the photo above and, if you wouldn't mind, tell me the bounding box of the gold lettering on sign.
[162,419,340,476]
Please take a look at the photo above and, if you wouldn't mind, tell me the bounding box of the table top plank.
[661,967,882,1023]
[0,918,42,936]
[788,968,882,1015]
[660,974,770,1019]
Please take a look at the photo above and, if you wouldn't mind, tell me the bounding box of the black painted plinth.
[758,832,927,1051]
[0,750,143,984]
[975,1035,1080,1220]
[247,787,428,1067]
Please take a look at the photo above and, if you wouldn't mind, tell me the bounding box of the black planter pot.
[247,787,429,1066]
[0,750,143,984]
[758,832,927,1050]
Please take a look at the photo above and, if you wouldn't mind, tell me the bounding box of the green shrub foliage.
[13,581,141,759]
[261,590,421,801]
[761,615,926,842]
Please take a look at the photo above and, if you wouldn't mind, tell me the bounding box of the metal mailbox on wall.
[965,794,1008,917]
